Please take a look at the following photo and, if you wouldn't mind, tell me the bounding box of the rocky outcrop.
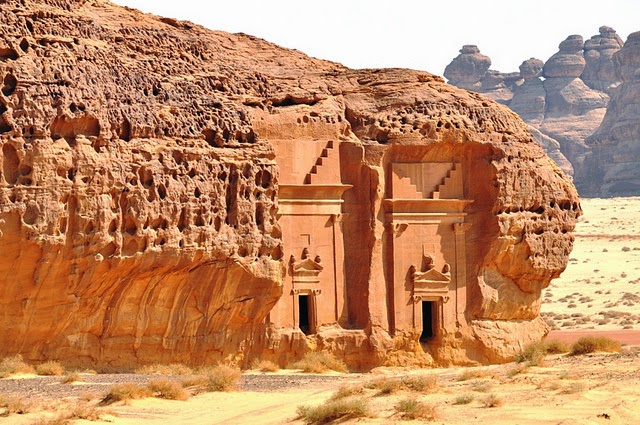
[444,29,627,190]
[584,31,640,195]
[0,0,580,370]
[583,26,625,92]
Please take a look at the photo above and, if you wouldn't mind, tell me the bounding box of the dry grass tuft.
[100,383,152,405]
[401,375,439,392]
[61,371,82,384]
[36,361,65,376]
[297,398,370,424]
[329,384,365,401]
[453,394,475,405]
[289,352,348,374]
[457,368,494,381]
[0,354,35,378]
[0,394,32,415]
[395,397,437,421]
[252,360,280,372]
[198,365,242,392]
[367,377,402,395]
[482,393,504,408]
[31,403,103,425]
[135,363,193,375]
[147,378,190,400]
[507,363,530,378]
[570,337,622,355]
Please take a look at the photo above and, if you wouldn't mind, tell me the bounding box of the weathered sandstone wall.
[0,0,580,369]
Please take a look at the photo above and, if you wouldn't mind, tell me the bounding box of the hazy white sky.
[112,0,639,77]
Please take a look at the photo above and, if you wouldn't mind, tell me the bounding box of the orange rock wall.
[0,0,580,369]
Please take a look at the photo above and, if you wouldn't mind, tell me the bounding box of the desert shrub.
[181,375,209,389]
[401,375,439,392]
[289,352,348,373]
[297,398,370,424]
[61,371,82,384]
[457,368,493,381]
[66,404,102,421]
[507,364,529,378]
[329,385,364,401]
[544,340,570,354]
[147,378,190,400]
[570,337,621,355]
[395,397,437,420]
[482,393,504,408]
[100,383,152,405]
[135,363,193,375]
[0,354,35,378]
[453,394,474,405]
[514,342,546,366]
[36,361,65,376]
[0,395,32,415]
[470,380,492,393]
[252,360,279,372]
[203,365,241,391]
[31,404,102,425]
[562,382,586,394]
[367,377,402,395]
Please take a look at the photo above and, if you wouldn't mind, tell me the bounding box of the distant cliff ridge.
[445,26,640,197]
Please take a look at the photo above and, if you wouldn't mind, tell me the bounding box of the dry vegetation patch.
[35,361,65,376]
[289,352,348,373]
[394,397,437,421]
[147,378,190,400]
[570,337,622,355]
[0,354,35,377]
[135,363,193,375]
[297,398,370,424]
[100,383,152,405]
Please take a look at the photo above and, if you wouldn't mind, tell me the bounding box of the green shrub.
[297,398,370,424]
[289,352,348,373]
[570,337,621,355]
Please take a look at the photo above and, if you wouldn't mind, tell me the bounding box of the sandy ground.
[542,197,640,331]
[3,197,640,424]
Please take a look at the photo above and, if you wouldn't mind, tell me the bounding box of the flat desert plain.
[2,198,639,425]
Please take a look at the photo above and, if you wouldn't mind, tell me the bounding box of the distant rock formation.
[0,0,580,370]
[585,31,640,195]
[444,26,635,196]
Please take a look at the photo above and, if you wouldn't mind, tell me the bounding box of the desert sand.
[2,197,640,425]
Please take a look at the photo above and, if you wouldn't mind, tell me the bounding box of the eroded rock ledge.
[0,0,580,370]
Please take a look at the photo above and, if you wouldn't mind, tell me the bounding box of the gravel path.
[0,373,356,401]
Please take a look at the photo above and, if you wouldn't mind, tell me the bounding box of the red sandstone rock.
[0,0,580,369]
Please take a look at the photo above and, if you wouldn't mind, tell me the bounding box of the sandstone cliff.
[444,27,628,194]
[0,0,579,369]
[584,31,640,195]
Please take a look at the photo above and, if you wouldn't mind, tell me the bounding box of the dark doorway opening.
[298,295,310,335]
[420,301,435,341]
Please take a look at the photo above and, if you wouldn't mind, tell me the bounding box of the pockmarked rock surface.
[0,0,580,370]
[444,27,633,196]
